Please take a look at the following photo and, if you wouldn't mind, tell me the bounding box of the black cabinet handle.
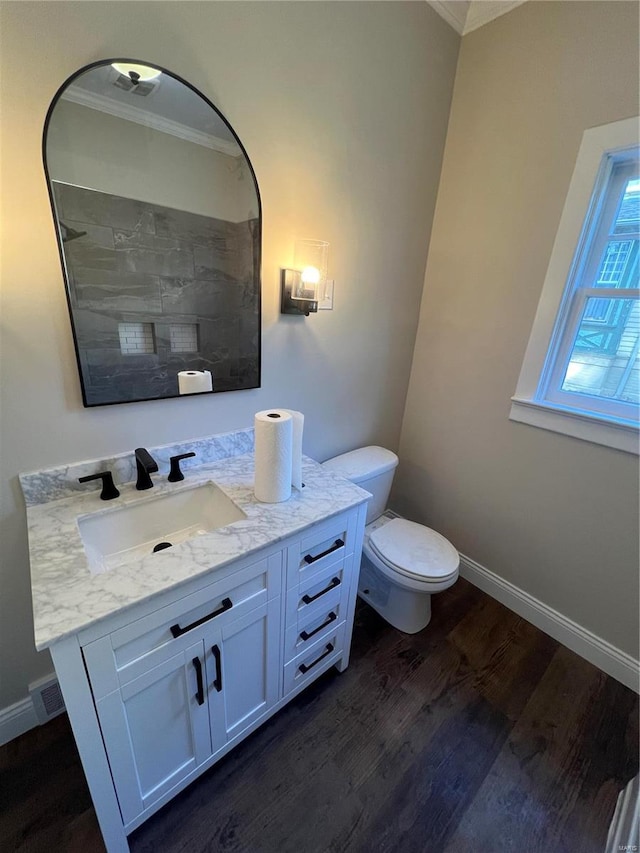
[299,643,334,674]
[192,657,204,706]
[211,645,222,692]
[170,598,232,638]
[301,577,340,605]
[78,471,120,501]
[168,452,196,482]
[300,611,337,642]
[303,538,344,565]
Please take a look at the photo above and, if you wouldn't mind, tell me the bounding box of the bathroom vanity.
[22,432,369,853]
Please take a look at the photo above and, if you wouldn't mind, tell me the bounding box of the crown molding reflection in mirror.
[61,85,242,156]
[43,58,262,407]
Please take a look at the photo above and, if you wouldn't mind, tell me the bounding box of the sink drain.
[152,541,173,553]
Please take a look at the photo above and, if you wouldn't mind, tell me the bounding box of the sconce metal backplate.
[280,269,318,316]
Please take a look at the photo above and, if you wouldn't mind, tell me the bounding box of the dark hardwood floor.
[1,579,637,852]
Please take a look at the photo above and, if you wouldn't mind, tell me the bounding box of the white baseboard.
[459,553,639,693]
[0,697,39,747]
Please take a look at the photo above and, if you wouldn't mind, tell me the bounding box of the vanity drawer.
[286,510,358,590]
[84,554,281,697]
[284,591,349,664]
[283,621,346,697]
[285,556,352,631]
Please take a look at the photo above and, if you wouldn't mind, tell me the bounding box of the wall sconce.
[281,240,329,316]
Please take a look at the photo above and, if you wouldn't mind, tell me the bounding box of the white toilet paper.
[254,410,294,503]
[178,370,213,395]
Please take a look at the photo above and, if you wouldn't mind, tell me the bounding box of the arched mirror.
[43,59,261,406]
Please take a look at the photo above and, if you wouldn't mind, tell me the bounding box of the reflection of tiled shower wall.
[53,182,260,405]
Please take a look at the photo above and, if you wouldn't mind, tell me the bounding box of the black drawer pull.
[192,657,205,706]
[211,644,222,692]
[300,611,337,642]
[303,538,344,565]
[302,577,340,605]
[299,643,334,674]
[170,597,232,638]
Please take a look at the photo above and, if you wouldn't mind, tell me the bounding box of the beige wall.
[48,100,258,221]
[396,1,639,657]
[0,2,458,708]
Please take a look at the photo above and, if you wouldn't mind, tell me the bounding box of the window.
[511,117,639,454]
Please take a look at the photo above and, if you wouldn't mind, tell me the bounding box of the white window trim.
[510,116,640,455]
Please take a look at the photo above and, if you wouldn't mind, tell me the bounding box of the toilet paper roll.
[282,410,304,491]
[178,370,213,395]
[254,410,293,503]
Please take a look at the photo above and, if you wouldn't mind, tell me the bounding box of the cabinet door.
[205,597,280,748]
[95,641,212,826]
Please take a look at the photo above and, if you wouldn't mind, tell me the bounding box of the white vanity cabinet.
[90,597,281,825]
[81,554,282,828]
[48,503,367,853]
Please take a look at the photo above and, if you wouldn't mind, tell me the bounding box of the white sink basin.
[77,482,246,575]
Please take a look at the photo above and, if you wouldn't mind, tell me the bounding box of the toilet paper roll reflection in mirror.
[178,370,213,395]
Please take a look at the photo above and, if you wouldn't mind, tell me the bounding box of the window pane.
[562,297,639,404]
[613,177,640,236]
[593,240,635,287]
[592,176,638,289]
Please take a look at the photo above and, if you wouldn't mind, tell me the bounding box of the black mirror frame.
[42,57,262,407]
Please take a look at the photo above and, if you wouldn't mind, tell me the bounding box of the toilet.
[322,446,459,633]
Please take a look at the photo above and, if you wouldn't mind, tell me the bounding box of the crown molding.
[464,0,528,34]
[427,1,469,34]
[428,0,529,36]
[61,85,240,157]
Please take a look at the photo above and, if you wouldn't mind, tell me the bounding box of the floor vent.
[28,675,65,724]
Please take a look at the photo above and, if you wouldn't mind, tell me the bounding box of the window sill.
[509,397,639,455]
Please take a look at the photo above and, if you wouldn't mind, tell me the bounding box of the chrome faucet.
[135,448,158,490]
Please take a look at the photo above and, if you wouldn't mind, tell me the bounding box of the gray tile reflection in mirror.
[54,182,260,405]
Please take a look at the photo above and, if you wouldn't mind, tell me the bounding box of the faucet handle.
[78,471,120,501]
[168,452,196,482]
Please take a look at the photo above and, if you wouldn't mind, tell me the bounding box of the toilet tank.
[321,446,399,524]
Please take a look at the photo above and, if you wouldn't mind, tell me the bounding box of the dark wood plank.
[448,593,559,720]
[0,713,103,852]
[442,645,639,853]
[350,693,511,853]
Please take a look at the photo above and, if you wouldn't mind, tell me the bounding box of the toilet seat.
[367,518,459,584]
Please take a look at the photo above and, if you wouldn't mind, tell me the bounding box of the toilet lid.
[368,519,459,581]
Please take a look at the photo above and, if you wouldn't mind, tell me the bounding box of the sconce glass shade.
[292,240,329,302]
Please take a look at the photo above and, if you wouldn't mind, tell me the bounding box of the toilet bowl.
[322,447,459,633]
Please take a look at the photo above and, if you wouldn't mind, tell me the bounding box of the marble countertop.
[26,453,370,650]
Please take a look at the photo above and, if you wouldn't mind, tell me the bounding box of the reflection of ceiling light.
[111,63,161,82]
